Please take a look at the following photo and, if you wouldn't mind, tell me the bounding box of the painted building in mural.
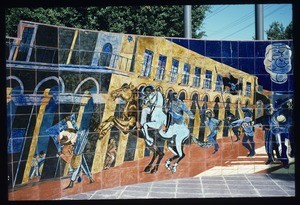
[6,21,294,196]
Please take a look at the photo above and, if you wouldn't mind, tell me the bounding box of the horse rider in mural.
[137,84,167,146]
[164,91,194,132]
[163,91,194,155]
[56,117,95,189]
[204,109,222,154]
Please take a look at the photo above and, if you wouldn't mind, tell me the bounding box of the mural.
[6,20,294,200]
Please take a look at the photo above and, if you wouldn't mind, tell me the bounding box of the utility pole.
[255,4,264,40]
[184,5,192,38]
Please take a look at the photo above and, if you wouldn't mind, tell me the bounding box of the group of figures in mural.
[30,80,294,189]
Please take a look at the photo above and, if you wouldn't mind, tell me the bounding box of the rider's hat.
[142,84,155,93]
[121,83,129,89]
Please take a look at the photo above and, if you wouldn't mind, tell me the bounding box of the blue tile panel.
[8,128,26,153]
[168,38,293,91]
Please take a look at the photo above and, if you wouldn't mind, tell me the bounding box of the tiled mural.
[6,20,294,200]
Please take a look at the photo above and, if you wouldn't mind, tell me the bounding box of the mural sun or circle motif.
[264,43,292,84]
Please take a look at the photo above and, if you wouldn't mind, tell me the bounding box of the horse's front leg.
[113,116,136,134]
[144,146,158,172]
[142,121,162,146]
[150,146,164,174]
[95,116,115,139]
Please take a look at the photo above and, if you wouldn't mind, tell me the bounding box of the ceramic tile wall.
[6,22,294,200]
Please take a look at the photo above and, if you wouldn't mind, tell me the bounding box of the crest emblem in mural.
[264,43,292,84]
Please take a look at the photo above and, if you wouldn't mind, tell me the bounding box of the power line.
[209,5,273,37]
[220,5,289,40]
[221,22,255,40]
[205,5,230,20]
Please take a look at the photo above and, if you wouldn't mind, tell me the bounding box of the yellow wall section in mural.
[117,35,256,108]
[91,29,259,172]
[115,132,129,166]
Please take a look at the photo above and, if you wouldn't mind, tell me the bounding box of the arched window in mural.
[166,89,174,99]
[223,98,231,137]
[198,94,209,142]
[99,43,112,67]
[187,93,198,144]
[179,91,186,101]
[213,97,220,119]
[192,93,199,102]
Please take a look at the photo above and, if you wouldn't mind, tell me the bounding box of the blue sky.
[201,4,293,40]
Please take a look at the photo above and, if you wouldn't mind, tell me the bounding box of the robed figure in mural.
[46,114,95,189]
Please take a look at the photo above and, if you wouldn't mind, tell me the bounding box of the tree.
[265,21,293,40]
[284,21,293,39]
[5,6,211,38]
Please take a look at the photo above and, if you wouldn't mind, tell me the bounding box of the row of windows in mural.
[7,32,252,98]
[6,23,251,98]
[141,49,251,96]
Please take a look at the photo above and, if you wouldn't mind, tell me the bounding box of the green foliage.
[5,5,211,38]
[266,21,293,40]
[284,21,293,39]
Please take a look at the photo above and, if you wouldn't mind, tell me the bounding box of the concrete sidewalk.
[58,146,295,199]
[57,172,295,199]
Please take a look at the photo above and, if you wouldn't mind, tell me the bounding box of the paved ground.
[57,173,295,199]
[58,147,295,199]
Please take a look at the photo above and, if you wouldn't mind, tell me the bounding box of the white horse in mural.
[158,123,191,173]
[140,85,192,173]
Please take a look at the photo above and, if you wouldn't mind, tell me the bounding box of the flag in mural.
[222,72,243,95]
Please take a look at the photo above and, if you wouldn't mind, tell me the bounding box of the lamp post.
[184,5,192,38]
[255,4,264,40]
